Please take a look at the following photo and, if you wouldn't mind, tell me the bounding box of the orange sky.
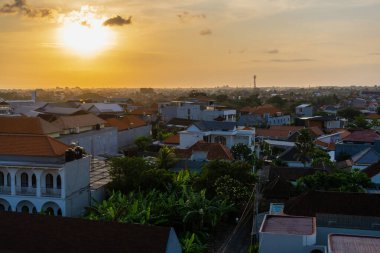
[0,0,380,88]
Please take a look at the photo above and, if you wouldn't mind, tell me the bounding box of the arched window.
[21,173,28,187]
[46,174,53,189]
[21,206,29,213]
[214,136,226,145]
[0,172,4,186]
[46,207,54,216]
[57,175,62,189]
[32,207,37,214]
[6,173,10,187]
[57,208,62,216]
[32,174,36,188]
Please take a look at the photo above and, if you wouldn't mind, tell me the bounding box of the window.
[32,174,36,188]
[0,172,3,186]
[21,206,29,213]
[214,136,226,145]
[57,175,62,189]
[46,207,54,216]
[21,173,28,188]
[46,174,53,189]
[6,173,10,187]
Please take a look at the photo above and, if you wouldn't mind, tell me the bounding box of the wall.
[179,132,203,149]
[118,125,151,148]
[259,233,305,253]
[59,127,118,156]
[268,115,291,126]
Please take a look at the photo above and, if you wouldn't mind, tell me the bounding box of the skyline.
[1,0,380,88]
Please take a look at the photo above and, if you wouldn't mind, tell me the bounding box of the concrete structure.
[179,121,255,149]
[328,234,380,253]
[0,134,91,217]
[296,104,313,117]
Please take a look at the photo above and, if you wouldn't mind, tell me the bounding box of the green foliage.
[337,107,362,120]
[231,143,252,161]
[266,95,286,108]
[214,175,251,206]
[134,136,152,151]
[296,170,372,193]
[180,232,208,253]
[354,115,370,129]
[156,145,177,170]
[295,129,315,167]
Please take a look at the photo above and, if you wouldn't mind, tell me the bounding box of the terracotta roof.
[0,116,60,135]
[309,126,324,137]
[106,115,146,131]
[0,134,69,157]
[260,215,315,235]
[328,234,380,253]
[256,126,303,139]
[0,212,174,253]
[315,140,336,151]
[362,160,380,178]
[343,130,380,143]
[163,134,180,145]
[51,114,105,130]
[240,104,282,116]
[284,191,380,217]
[176,141,233,160]
[129,108,157,115]
[366,114,380,120]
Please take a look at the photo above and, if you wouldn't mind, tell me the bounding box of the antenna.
[253,75,257,89]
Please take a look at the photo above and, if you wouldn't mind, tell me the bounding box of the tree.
[230,143,252,161]
[296,170,372,193]
[134,136,152,151]
[377,106,380,115]
[266,95,286,108]
[337,107,362,120]
[354,115,370,129]
[156,145,177,170]
[295,129,315,167]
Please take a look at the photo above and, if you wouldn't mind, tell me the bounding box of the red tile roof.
[343,130,380,143]
[0,116,60,135]
[366,114,380,120]
[256,126,303,139]
[163,134,180,145]
[51,114,105,130]
[176,141,233,160]
[0,134,69,157]
[260,215,315,235]
[129,108,157,115]
[240,104,282,116]
[315,140,336,151]
[309,126,324,137]
[106,115,147,131]
[362,160,380,178]
[329,234,380,253]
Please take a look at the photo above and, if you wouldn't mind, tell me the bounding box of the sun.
[58,8,114,55]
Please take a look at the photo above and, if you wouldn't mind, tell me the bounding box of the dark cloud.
[200,29,212,36]
[178,11,206,23]
[270,58,315,62]
[266,49,279,54]
[103,15,132,26]
[0,0,57,18]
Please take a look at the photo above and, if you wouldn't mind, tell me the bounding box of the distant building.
[240,104,290,126]
[0,101,12,115]
[296,104,313,117]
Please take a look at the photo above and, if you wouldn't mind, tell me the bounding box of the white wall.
[118,125,151,148]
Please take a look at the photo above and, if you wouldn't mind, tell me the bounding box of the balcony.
[0,186,11,195]
[16,186,36,196]
[41,187,61,198]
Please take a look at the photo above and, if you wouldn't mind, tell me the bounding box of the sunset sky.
[1,0,380,89]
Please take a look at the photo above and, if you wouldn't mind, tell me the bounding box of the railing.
[0,186,11,195]
[16,186,36,196]
[41,187,61,198]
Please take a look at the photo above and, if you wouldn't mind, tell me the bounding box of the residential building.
[0,134,91,217]
[179,121,255,149]
[81,103,125,117]
[240,104,290,126]
[328,234,380,253]
[335,130,380,159]
[0,212,182,253]
[0,100,12,115]
[256,126,303,141]
[296,116,346,129]
[296,104,313,117]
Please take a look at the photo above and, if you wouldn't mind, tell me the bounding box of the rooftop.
[328,234,380,253]
[0,212,175,253]
[343,130,380,143]
[52,114,106,130]
[0,134,69,157]
[106,115,146,131]
[0,116,60,135]
[240,104,282,116]
[192,121,236,131]
[260,214,315,235]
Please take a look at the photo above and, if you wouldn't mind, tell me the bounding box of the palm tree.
[156,145,177,170]
[295,129,315,167]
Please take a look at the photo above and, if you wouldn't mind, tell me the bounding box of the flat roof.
[260,214,315,235]
[329,234,380,253]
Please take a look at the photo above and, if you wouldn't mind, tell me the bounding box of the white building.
[296,104,313,117]
[179,121,255,149]
[0,134,91,217]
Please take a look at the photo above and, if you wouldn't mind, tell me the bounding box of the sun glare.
[58,7,114,56]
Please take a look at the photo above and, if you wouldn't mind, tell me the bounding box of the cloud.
[177,11,206,23]
[270,58,315,62]
[266,49,279,54]
[103,15,132,26]
[200,28,212,36]
[369,52,380,56]
[0,0,57,18]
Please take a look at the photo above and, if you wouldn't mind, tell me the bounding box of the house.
[0,212,182,253]
[296,116,345,129]
[52,114,118,156]
[179,121,255,149]
[129,108,158,123]
[176,141,233,161]
[278,147,312,168]
[328,234,380,253]
[81,103,125,118]
[0,116,61,138]
[240,104,290,126]
[259,215,320,253]
[362,160,380,187]
[0,134,90,217]
[351,98,367,109]
[335,130,380,159]
[296,104,313,117]
[0,100,12,115]
[351,148,380,169]
[106,115,152,148]
[256,126,303,141]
